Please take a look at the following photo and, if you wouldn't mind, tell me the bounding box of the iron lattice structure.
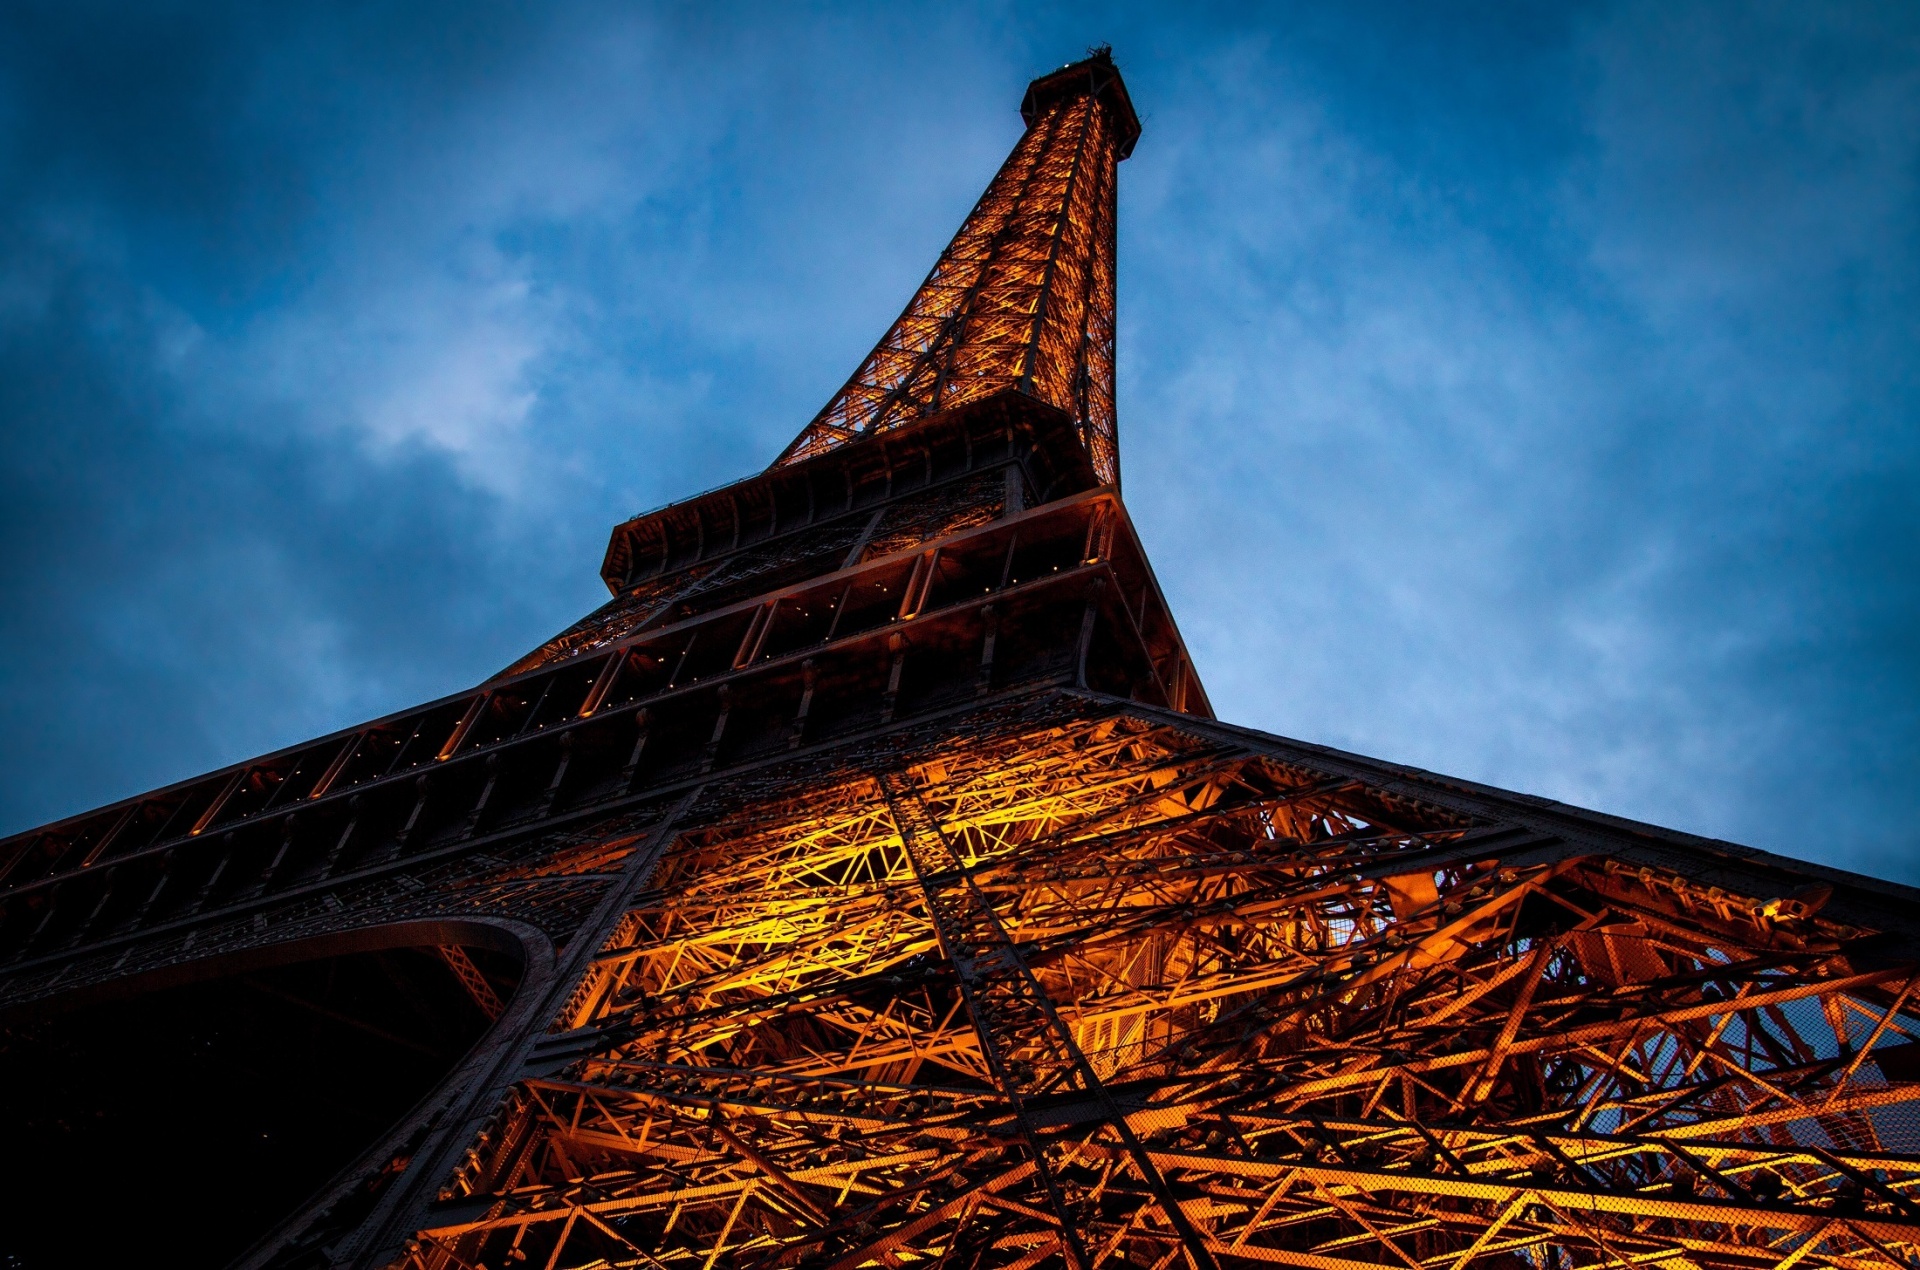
[4,50,1920,1270]
[775,55,1132,484]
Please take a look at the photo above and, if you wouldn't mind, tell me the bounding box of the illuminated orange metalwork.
[776,51,1135,485]
[2,50,1918,1270]
[408,717,1920,1270]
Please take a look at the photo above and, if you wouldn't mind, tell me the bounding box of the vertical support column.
[875,771,1090,1270]
[537,735,573,819]
[1074,577,1106,689]
[897,549,940,621]
[383,717,433,778]
[188,833,238,914]
[667,632,699,690]
[790,659,817,749]
[308,734,361,801]
[63,874,118,949]
[513,677,559,739]
[840,507,886,571]
[876,770,1220,1270]
[128,849,177,926]
[465,755,504,836]
[78,806,138,869]
[822,584,853,644]
[334,786,706,1270]
[19,892,64,957]
[190,770,248,837]
[579,652,628,718]
[0,834,46,889]
[396,775,433,851]
[732,603,777,671]
[702,686,732,773]
[255,813,299,894]
[437,696,489,761]
[621,709,651,789]
[880,634,907,724]
[321,797,363,878]
[976,604,998,696]
[1080,504,1112,564]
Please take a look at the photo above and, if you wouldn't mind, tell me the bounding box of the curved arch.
[0,917,557,1269]
[234,916,562,1270]
[0,916,548,1023]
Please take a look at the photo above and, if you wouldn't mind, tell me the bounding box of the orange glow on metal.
[775,58,1127,485]
[403,715,1920,1270]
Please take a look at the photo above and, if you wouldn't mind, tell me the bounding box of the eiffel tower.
[5,49,1920,1270]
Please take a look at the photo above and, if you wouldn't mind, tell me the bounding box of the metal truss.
[404,710,1920,1270]
[6,49,1919,1270]
[0,469,1202,1010]
[506,467,1015,680]
[775,52,1131,484]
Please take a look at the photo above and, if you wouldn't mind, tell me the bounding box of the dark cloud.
[0,224,537,826]
[1120,1,1920,875]
[0,3,1914,881]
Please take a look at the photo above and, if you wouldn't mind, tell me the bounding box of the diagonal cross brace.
[877,769,1220,1270]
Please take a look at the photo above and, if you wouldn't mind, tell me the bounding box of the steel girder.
[396,705,1920,1270]
[775,54,1124,484]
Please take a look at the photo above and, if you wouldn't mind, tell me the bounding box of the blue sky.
[0,3,1914,878]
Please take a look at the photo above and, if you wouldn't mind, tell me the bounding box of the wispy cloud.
[1,2,1913,880]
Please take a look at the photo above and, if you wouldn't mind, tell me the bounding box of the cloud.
[1114,2,1920,874]
[0,2,1914,882]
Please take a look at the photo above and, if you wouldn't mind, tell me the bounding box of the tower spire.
[774,50,1139,484]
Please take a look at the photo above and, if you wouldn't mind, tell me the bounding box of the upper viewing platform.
[1021,47,1140,157]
